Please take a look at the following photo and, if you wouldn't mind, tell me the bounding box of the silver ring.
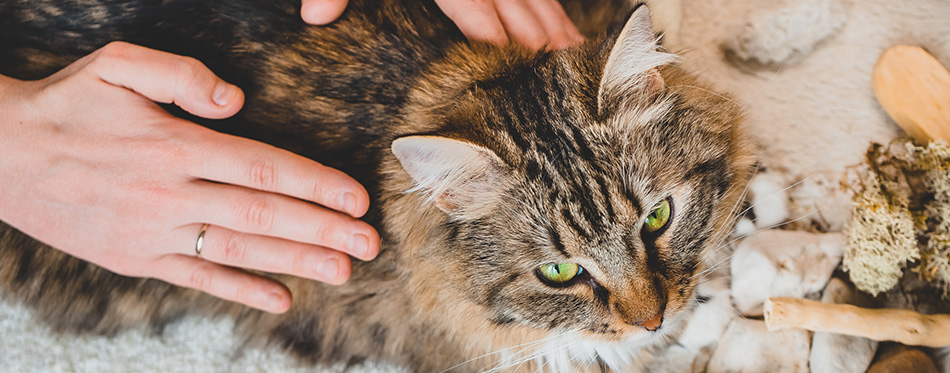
[195,223,210,257]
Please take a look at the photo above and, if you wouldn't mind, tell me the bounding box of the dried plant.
[844,139,950,296]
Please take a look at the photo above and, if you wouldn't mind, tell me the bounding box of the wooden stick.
[764,297,950,347]
[872,45,950,143]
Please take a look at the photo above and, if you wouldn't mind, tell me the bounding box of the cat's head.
[388,5,754,348]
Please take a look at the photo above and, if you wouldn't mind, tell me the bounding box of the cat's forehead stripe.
[476,56,663,252]
[546,225,570,257]
[595,174,617,219]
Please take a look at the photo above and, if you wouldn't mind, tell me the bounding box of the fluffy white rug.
[3,0,949,371]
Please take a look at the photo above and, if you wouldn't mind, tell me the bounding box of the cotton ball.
[708,318,810,373]
[787,172,852,231]
[809,278,877,373]
[679,277,736,350]
[734,217,756,237]
[650,278,735,373]
[800,233,846,293]
[730,241,778,315]
[731,230,845,316]
[748,173,790,229]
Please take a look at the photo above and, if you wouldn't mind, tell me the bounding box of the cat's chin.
[525,315,689,372]
[576,308,690,346]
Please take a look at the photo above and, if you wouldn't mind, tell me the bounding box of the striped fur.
[0,0,755,371]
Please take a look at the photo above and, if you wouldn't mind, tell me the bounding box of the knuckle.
[290,250,310,275]
[173,56,207,94]
[240,195,275,231]
[99,41,132,57]
[310,179,334,205]
[248,159,279,191]
[91,41,134,69]
[233,283,255,303]
[222,232,249,263]
[313,221,343,247]
[188,264,215,290]
[174,56,205,79]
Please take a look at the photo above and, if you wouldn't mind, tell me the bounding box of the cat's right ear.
[597,6,676,115]
[391,136,507,217]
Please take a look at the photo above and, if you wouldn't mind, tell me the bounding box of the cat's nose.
[636,312,664,331]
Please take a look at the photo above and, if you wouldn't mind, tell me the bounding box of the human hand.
[300,0,584,50]
[0,42,380,314]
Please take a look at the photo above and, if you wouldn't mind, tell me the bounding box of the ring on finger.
[195,223,211,257]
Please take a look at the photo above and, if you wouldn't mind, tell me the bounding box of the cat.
[0,0,755,371]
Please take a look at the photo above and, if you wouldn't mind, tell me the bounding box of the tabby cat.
[0,0,755,371]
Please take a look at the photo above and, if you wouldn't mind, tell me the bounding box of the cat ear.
[597,6,676,113]
[391,136,507,216]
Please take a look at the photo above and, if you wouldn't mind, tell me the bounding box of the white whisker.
[735,169,824,227]
[693,205,824,283]
[438,333,565,373]
[698,170,825,267]
[696,164,761,267]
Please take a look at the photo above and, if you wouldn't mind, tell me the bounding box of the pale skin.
[0,0,580,314]
[302,0,584,49]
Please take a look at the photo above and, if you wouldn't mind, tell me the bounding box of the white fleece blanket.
[3,0,949,371]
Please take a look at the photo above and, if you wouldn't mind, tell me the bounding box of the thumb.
[301,0,349,25]
[84,41,244,120]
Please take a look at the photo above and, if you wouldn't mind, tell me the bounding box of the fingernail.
[212,82,235,106]
[268,290,286,311]
[317,257,340,280]
[255,289,286,313]
[348,233,370,259]
[339,192,358,216]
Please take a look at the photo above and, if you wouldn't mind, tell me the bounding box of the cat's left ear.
[392,136,507,217]
[598,6,676,114]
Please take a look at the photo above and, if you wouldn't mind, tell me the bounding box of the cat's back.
[0,0,460,80]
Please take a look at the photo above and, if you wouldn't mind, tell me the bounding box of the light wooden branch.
[764,297,950,347]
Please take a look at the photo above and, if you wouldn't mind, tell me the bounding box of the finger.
[184,181,380,261]
[154,254,292,314]
[493,0,550,50]
[555,2,584,44]
[301,0,348,25]
[435,0,509,46]
[185,131,370,218]
[525,0,584,49]
[190,224,352,285]
[82,41,244,120]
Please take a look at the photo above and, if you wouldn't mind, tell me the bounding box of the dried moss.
[844,140,950,296]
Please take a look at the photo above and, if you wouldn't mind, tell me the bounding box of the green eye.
[537,263,581,284]
[643,198,671,233]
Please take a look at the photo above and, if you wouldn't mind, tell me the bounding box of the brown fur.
[0,0,755,371]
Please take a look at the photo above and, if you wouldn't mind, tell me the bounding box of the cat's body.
[0,1,755,371]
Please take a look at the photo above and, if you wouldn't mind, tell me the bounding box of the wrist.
[0,74,31,113]
[0,74,22,97]
[0,74,42,129]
